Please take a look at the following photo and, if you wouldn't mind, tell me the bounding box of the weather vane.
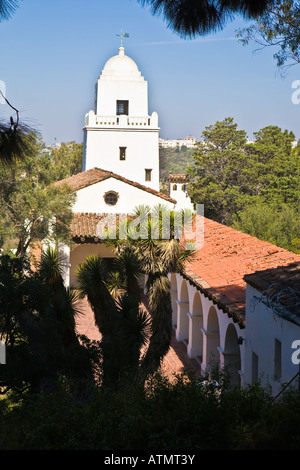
[116,29,130,47]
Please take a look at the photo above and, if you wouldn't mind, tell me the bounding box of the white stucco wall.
[83,115,159,191]
[244,284,300,395]
[95,46,148,116]
[83,46,160,192]
[169,182,193,211]
[73,177,175,215]
[169,272,245,386]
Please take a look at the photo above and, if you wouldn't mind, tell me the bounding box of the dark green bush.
[0,372,299,450]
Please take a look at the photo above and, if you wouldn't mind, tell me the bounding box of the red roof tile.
[167,174,189,183]
[54,167,177,204]
[71,212,109,239]
[183,216,300,327]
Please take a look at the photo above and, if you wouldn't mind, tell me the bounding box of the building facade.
[82,46,160,192]
[51,46,300,396]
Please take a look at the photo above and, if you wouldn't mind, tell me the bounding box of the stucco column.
[218,347,241,387]
[170,288,178,327]
[187,313,203,359]
[176,300,189,342]
[201,328,220,373]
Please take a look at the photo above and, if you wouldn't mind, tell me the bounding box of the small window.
[117,100,129,115]
[104,191,118,206]
[145,169,152,182]
[119,147,126,160]
[172,184,177,191]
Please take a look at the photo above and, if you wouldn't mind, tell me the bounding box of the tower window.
[117,100,129,115]
[119,147,126,160]
[104,191,119,206]
[145,169,152,182]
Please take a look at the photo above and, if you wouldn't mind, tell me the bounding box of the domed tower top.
[95,46,148,116]
[100,46,143,81]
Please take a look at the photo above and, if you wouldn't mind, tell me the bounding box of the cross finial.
[116,29,129,47]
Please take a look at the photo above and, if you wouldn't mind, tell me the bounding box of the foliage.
[0,372,299,450]
[236,0,300,70]
[233,202,300,252]
[0,0,20,22]
[0,250,95,396]
[159,146,194,181]
[44,142,83,181]
[77,205,195,385]
[0,133,76,256]
[188,118,300,230]
[138,0,272,37]
[188,117,251,224]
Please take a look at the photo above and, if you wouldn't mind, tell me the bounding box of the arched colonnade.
[169,273,244,387]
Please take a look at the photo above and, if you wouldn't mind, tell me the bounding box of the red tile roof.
[70,212,300,327]
[54,167,177,204]
[168,174,189,183]
[71,212,109,239]
[183,216,300,327]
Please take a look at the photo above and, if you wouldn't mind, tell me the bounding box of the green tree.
[188,117,250,224]
[188,118,300,225]
[47,142,83,181]
[0,248,94,395]
[245,125,299,207]
[159,146,194,180]
[236,0,300,70]
[138,0,272,37]
[77,251,151,387]
[233,202,300,252]
[0,132,75,257]
[77,205,195,385]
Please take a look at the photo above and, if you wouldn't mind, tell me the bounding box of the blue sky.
[0,0,299,144]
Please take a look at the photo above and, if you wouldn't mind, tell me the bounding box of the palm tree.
[106,204,196,380]
[138,0,273,37]
[0,247,94,395]
[77,252,151,386]
[0,0,20,21]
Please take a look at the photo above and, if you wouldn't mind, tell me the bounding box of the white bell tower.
[82,46,160,191]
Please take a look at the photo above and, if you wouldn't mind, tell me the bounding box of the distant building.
[159,135,197,149]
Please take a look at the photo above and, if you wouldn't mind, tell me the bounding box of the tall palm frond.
[77,255,117,335]
[113,247,144,297]
[0,0,20,21]
[38,246,65,289]
[117,293,151,372]
[106,270,124,299]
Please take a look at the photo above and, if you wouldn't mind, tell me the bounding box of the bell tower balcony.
[84,110,159,130]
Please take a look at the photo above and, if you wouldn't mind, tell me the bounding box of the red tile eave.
[181,215,300,327]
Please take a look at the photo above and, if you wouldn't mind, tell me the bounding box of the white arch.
[223,323,241,387]
[187,291,204,359]
[170,273,178,327]
[202,305,220,373]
